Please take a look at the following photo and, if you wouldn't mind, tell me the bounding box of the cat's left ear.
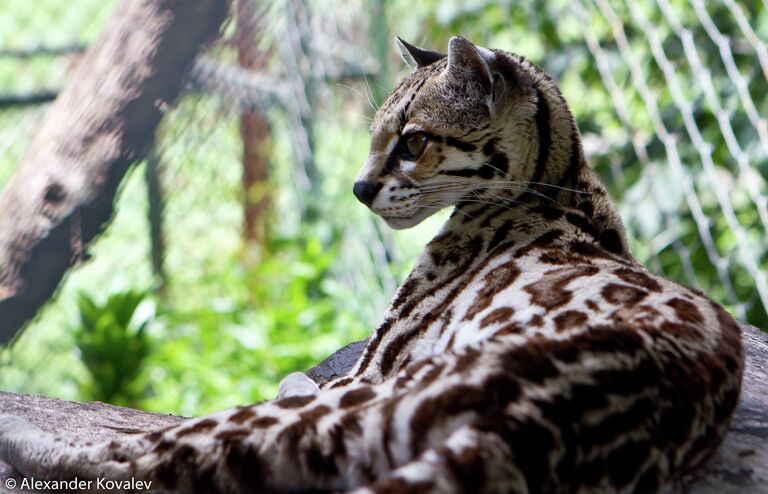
[395,37,446,71]
[446,36,505,106]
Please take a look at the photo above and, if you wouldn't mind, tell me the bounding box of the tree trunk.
[145,149,167,292]
[236,0,272,248]
[0,0,230,344]
[0,323,765,493]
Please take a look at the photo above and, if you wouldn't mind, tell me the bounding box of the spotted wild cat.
[0,36,743,494]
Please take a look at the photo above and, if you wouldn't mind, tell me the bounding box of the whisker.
[477,162,587,194]
[475,190,534,214]
[418,185,481,194]
[419,180,566,208]
[418,181,512,193]
[488,184,565,208]
[418,184,532,196]
[480,161,514,179]
[418,180,529,192]
[477,161,556,206]
[417,202,478,221]
[416,187,538,219]
[418,173,592,196]
[419,183,525,193]
[435,196,524,211]
[324,110,373,123]
[525,181,593,195]
[362,67,379,111]
[337,83,373,109]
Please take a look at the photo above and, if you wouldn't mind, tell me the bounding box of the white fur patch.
[401,160,417,173]
[385,135,398,155]
[278,372,320,399]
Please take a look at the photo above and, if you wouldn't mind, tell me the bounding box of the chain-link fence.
[0,0,765,413]
[572,0,768,324]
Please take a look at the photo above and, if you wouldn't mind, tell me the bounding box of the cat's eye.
[404,133,428,159]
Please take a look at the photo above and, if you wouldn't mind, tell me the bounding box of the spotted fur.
[0,36,743,494]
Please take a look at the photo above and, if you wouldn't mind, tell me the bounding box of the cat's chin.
[381,208,437,230]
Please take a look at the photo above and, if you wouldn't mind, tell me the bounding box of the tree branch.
[0,0,231,344]
[0,323,765,492]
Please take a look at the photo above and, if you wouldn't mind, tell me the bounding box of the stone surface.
[1,323,766,493]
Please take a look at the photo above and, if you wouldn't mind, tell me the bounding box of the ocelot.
[0,36,743,494]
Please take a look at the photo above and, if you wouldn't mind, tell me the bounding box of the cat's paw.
[0,415,39,465]
[277,372,320,399]
[0,415,37,436]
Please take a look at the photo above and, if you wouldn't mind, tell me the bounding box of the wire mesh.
[0,0,765,409]
[570,0,767,323]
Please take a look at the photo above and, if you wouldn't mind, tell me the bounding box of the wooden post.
[145,149,167,292]
[235,0,272,248]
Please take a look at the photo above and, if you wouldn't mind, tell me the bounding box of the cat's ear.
[446,36,505,105]
[395,37,446,71]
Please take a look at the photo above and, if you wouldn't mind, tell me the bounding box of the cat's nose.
[353,181,383,206]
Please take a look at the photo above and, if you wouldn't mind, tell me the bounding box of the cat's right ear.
[395,37,446,71]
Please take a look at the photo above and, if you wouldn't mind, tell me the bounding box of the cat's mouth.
[381,215,416,229]
[380,207,437,230]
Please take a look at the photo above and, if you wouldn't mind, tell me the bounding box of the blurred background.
[0,0,765,416]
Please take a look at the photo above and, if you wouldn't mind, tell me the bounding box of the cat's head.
[353,36,542,229]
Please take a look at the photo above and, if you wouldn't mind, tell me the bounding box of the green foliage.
[59,226,367,416]
[139,230,367,415]
[72,290,153,407]
[0,0,766,416]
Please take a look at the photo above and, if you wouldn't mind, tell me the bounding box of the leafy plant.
[138,229,368,415]
[73,290,154,407]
